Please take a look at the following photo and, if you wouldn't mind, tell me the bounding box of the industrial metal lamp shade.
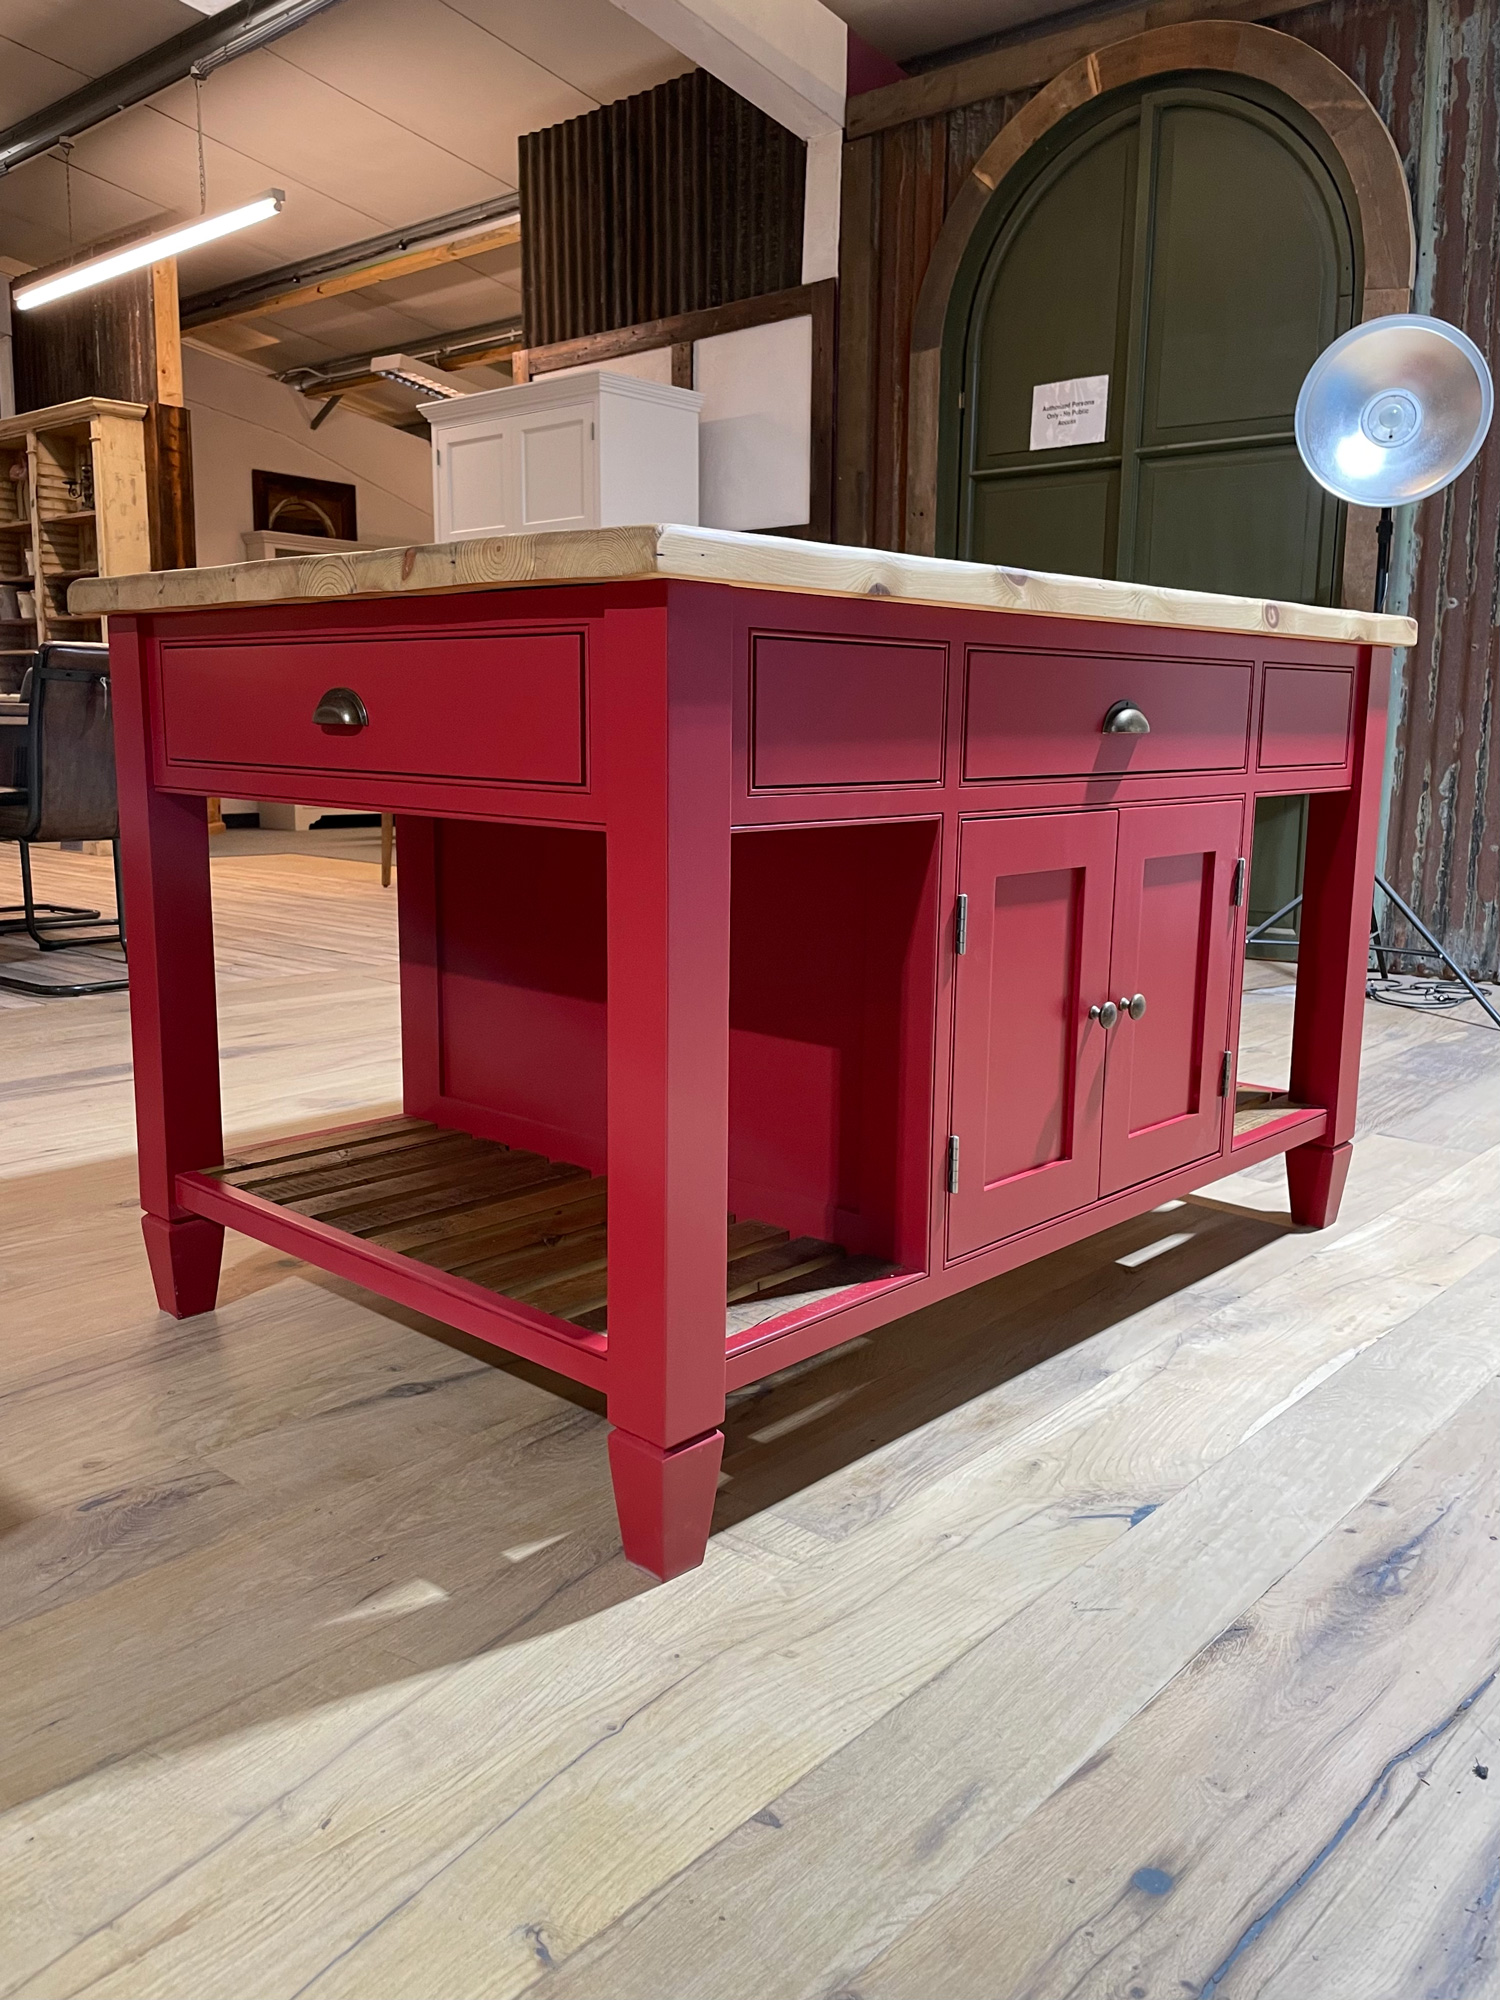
[1294,313,1494,507]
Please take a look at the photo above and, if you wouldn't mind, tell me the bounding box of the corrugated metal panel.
[1289,0,1498,975]
[519,70,806,348]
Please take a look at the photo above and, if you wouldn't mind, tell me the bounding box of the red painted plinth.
[142,1212,224,1318]
[608,1426,724,1580]
[1286,1139,1353,1228]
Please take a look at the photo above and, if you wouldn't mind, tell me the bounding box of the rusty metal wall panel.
[519,70,805,348]
[1288,0,1499,974]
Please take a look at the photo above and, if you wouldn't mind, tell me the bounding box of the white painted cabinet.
[423,371,701,539]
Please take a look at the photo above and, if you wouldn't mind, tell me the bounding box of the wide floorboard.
[2,839,1498,2000]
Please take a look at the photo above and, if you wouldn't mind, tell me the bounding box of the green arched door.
[941,77,1361,949]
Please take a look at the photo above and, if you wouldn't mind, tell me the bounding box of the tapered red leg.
[609,1427,724,1580]
[1286,1138,1352,1228]
[142,1212,225,1317]
[110,620,226,1317]
[601,592,734,1580]
[1286,649,1391,1229]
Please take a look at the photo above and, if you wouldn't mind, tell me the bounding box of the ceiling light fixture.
[370,353,470,399]
[13,189,284,311]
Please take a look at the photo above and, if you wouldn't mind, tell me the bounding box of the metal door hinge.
[955,892,969,955]
[1231,856,1247,907]
[435,447,442,466]
[1219,1049,1234,1097]
[946,1134,960,1193]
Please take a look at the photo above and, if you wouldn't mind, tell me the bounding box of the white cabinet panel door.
[442,421,511,539]
[516,406,594,530]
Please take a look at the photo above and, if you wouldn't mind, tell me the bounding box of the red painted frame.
[108,579,1387,1579]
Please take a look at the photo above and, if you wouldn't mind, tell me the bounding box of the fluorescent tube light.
[370,353,470,399]
[14,191,285,311]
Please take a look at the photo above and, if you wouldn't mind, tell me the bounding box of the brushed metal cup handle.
[1120,992,1147,1020]
[1103,699,1151,735]
[313,686,369,733]
[1089,1000,1120,1029]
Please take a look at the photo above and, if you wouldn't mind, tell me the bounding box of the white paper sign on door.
[1029,374,1109,450]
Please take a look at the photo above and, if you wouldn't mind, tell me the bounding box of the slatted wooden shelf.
[1233,1083,1320,1139]
[210,1116,885,1334]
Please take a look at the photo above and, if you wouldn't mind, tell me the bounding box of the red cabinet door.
[948,810,1118,1257]
[1100,799,1242,1195]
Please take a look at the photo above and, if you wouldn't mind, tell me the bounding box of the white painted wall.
[183,343,433,567]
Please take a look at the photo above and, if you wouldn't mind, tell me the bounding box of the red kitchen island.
[77,527,1415,1579]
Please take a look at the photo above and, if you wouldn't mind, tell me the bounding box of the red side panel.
[948,809,1118,1257]
[427,817,609,1168]
[1100,798,1242,1194]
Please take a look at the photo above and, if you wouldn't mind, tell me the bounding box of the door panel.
[969,466,1118,576]
[1141,102,1345,441]
[949,811,1117,1256]
[1134,443,1334,602]
[1100,799,1242,1193]
[969,117,1137,469]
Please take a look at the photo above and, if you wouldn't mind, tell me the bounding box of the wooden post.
[109,616,225,1314]
[150,262,184,408]
[1285,647,1391,1226]
[601,587,733,1578]
[143,267,197,577]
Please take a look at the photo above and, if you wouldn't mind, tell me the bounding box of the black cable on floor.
[1365,974,1500,1027]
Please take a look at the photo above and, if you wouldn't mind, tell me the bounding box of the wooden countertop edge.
[69,524,1418,648]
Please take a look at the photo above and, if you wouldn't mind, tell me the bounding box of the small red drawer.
[750,634,947,790]
[962,649,1253,781]
[1258,665,1354,770]
[156,628,587,788]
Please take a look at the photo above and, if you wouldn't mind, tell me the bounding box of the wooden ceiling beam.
[188,217,522,329]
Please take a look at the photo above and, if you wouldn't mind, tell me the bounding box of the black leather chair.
[0,642,127,995]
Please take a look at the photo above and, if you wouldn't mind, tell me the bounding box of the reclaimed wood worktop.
[71,523,1416,648]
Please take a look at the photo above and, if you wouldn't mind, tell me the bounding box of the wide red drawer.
[962,649,1253,782]
[155,628,587,788]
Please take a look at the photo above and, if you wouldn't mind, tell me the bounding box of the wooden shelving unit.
[0,398,150,691]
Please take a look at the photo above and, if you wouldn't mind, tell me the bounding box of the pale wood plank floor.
[2,842,1498,2000]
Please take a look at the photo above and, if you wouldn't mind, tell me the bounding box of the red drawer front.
[156,630,587,788]
[750,635,947,789]
[962,650,1253,782]
[1258,665,1354,770]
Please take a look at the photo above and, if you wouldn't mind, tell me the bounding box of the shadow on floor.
[0,1150,1288,1813]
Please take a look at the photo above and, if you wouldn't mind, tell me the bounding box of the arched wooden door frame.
[904,21,1416,569]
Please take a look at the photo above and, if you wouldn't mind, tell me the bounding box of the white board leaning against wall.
[694,315,812,531]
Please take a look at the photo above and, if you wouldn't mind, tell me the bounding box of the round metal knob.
[1120,992,1147,1020]
[313,686,368,733]
[1089,1000,1120,1029]
[1103,700,1151,735]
